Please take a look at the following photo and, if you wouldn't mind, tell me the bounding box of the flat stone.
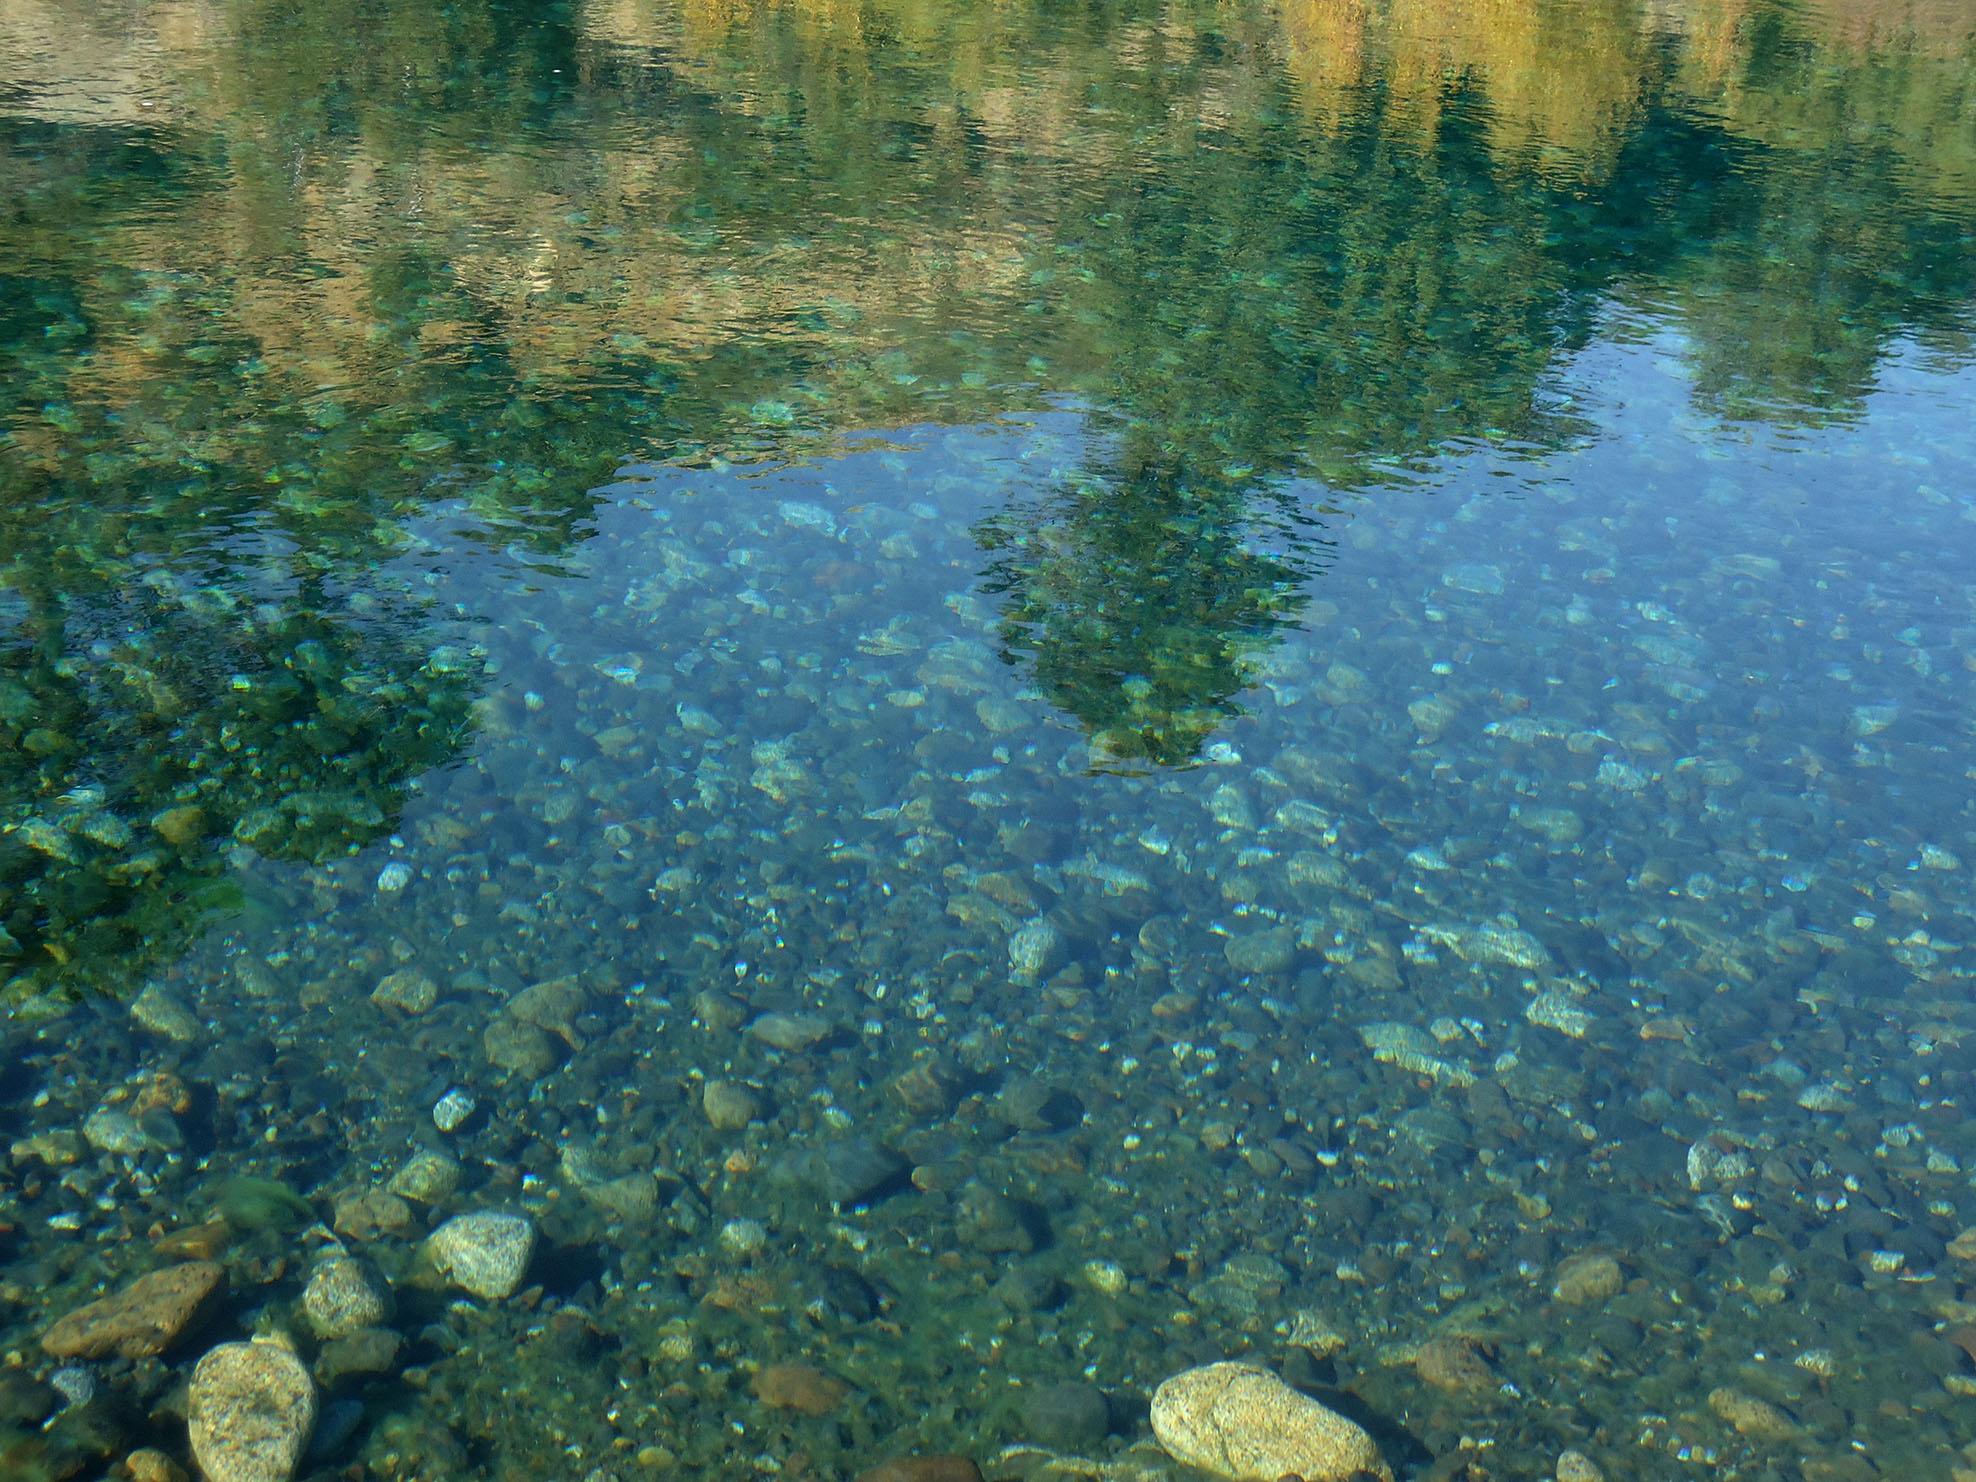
[188,1339,317,1482]
[1224,925,1296,975]
[812,1138,910,1207]
[154,1220,233,1262]
[579,1171,659,1224]
[82,1106,155,1155]
[747,1012,832,1051]
[703,1080,765,1130]
[11,1130,85,1167]
[955,1182,1045,1255]
[753,1362,851,1416]
[506,976,587,1047]
[1708,1386,1796,1440]
[887,1057,960,1118]
[426,1212,536,1300]
[42,1262,225,1360]
[1415,1336,1495,1392]
[1149,1361,1391,1482]
[483,1016,557,1079]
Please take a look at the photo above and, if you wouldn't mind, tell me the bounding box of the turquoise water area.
[2,0,1975,1478]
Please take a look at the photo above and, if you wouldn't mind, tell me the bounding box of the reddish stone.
[41,1261,224,1359]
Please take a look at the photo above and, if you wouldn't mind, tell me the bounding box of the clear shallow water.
[2,1,1975,1479]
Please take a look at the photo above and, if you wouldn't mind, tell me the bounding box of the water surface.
[3,1,1975,1478]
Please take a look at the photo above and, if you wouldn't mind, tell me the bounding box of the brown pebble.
[42,1261,225,1360]
[753,1362,851,1416]
[123,1449,191,1482]
[855,1458,984,1482]
[1415,1335,1495,1392]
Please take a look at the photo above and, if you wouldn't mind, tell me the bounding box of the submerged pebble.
[426,1213,536,1300]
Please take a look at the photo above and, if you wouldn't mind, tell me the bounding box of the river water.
[2,1,1974,1479]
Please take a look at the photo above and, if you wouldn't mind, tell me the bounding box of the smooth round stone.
[426,1212,536,1300]
[703,1080,765,1130]
[1149,1362,1391,1482]
[188,1339,318,1482]
[1020,1380,1111,1450]
[301,1256,394,1338]
[1223,925,1295,975]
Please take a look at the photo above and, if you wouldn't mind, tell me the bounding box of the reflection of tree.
[1069,78,1613,491]
[5,0,1971,465]
[1655,11,1976,422]
[976,455,1318,768]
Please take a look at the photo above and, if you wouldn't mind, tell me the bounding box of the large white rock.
[188,1338,317,1482]
[1149,1361,1391,1482]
